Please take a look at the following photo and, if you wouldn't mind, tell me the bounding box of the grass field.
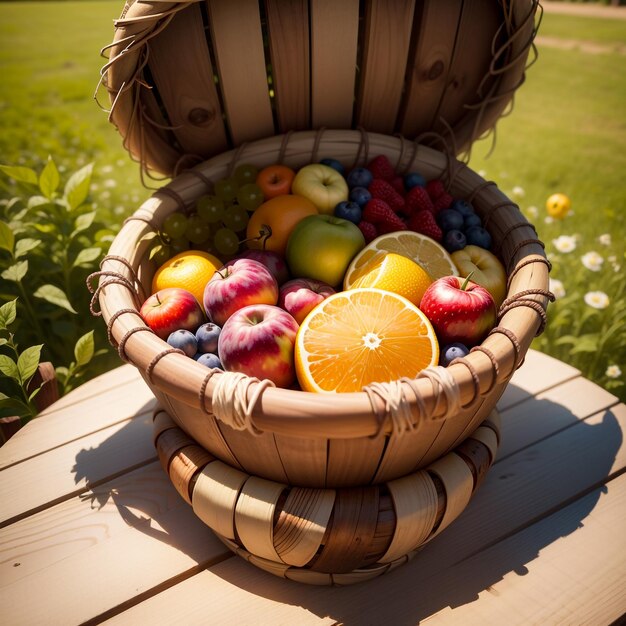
[1,1,625,399]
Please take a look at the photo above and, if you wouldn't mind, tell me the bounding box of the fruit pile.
[140,155,508,394]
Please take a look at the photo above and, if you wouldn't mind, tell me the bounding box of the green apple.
[451,245,507,308]
[286,215,366,287]
[291,164,349,215]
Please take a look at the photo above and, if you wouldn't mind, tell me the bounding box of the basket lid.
[100,0,540,178]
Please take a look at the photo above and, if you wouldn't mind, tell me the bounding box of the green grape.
[162,212,188,239]
[170,237,190,254]
[234,163,259,186]
[196,195,225,224]
[222,206,250,233]
[236,183,264,211]
[214,177,239,202]
[213,227,239,256]
[149,243,171,265]
[185,214,211,245]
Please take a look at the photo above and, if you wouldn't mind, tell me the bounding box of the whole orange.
[246,194,318,256]
[256,164,296,199]
[151,250,223,309]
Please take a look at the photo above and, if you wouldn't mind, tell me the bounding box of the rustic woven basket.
[99,0,540,178]
[89,129,552,489]
[153,405,500,584]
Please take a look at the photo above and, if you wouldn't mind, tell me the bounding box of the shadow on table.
[70,391,621,625]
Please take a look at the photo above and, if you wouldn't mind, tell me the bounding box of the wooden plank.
[310,0,360,129]
[356,0,415,134]
[147,3,229,159]
[0,463,229,626]
[0,413,156,526]
[0,368,156,470]
[206,0,275,145]
[265,0,310,132]
[415,475,626,625]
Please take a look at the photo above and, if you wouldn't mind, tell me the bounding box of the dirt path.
[540,1,626,20]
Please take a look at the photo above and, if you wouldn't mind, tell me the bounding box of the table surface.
[1,349,625,625]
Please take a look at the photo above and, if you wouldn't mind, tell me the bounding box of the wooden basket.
[89,129,552,488]
[153,405,500,584]
[100,0,540,177]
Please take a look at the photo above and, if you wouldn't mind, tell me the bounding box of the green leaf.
[72,247,101,268]
[1,260,28,283]
[72,211,96,237]
[27,195,50,210]
[0,338,7,347]
[74,330,94,367]
[39,157,60,199]
[569,333,600,354]
[64,163,93,210]
[0,164,38,186]
[0,299,17,328]
[33,284,77,313]
[0,221,14,253]
[17,344,42,384]
[30,222,57,234]
[0,355,20,382]
[0,396,30,414]
[15,238,41,258]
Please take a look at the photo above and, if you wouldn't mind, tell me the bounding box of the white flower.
[104,178,117,188]
[584,291,610,310]
[512,185,525,199]
[102,165,114,174]
[605,365,622,379]
[525,205,539,218]
[478,169,487,178]
[552,235,577,253]
[581,251,604,272]
[549,278,566,299]
[545,216,554,224]
[598,234,611,246]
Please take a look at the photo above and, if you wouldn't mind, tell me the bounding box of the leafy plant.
[0,157,119,410]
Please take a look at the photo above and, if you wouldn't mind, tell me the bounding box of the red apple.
[218,304,299,388]
[139,287,205,340]
[235,249,290,286]
[203,258,278,326]
[278,278,335,324]
[419,275,496,346]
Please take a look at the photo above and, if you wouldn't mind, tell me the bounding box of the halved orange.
[295,288,439,393]
[344,230,457,290]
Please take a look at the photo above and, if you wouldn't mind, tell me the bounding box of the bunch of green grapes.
[149,163,265,263]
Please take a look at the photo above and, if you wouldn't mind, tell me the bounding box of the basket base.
[154,407,501,585]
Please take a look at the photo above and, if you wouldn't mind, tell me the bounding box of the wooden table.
[1,349,625,625]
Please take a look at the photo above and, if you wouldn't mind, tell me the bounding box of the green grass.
[1,2,625,400]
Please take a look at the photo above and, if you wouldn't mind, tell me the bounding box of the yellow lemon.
[546,193,571,219]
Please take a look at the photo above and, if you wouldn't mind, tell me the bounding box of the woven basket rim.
[93,129,551,440]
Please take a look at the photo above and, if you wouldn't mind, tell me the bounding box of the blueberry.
[334,200,362,224]
[451,199,475,217]
[167,329,198,357]
[194,352,223,369]
[195,322,221,353]
[436,208,464,232]
[404,171,426,191]
[463,213,483,229]
[439,342,470,367]
[443,229,467,252]
[348,186,372,208]
[465,226,492,249]
[320,158,345,176]
[346,167,373,189]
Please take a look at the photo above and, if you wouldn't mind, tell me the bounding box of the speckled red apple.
[139,287,204,340]
[278,278,335,324]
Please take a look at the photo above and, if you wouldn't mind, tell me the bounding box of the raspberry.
[363,199,406,231]
[377,221,407,235]
[366,155,395,182]
[405,185,434,215]
[407,210,443,242]
[426,179,446,201]
[357,220,378,243]
[390,175,405,195]
[368,179,405,213]
[432,192,454,213]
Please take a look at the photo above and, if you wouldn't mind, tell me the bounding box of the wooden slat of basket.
[234,476,286,563]
[265,0,310,132]
[325,436,386,487]
[309,0,360,129]
[380,471,438,563]
[470,425,499,462]
[206,0,274,145]
[432,0,501,141]
[397,0,463,138]
[273,435,327,487]
[355,0,416,134]
[147,3,228,161]
[192,460,248,540]
[273,487,336,567]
